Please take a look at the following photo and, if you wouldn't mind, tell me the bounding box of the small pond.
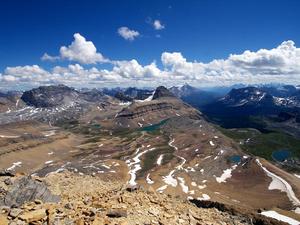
[229,155,241,163]
[272,149,291,162]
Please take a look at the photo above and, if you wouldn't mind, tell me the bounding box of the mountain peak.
[152,86,175,100]
[21,85,79,108]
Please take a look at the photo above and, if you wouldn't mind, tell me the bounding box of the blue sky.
[0,0,300,89]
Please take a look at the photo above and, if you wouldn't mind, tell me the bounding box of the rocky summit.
[0,172,285,225]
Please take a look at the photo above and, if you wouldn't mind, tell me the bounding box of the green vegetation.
[138,144,174,177]
[218,127,300,161]
[209,115,270,133]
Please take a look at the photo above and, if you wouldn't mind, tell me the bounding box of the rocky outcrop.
[0,176,60,207]
[190,199,285,225]
[0,172,283,225]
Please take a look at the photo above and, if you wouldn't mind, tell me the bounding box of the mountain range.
[0,84,299,224]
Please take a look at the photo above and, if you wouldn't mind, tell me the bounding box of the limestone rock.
[19,209,47,223]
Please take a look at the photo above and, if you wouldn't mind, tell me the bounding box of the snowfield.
[215,165,237,183]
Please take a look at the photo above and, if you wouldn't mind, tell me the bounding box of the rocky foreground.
[0,171,287,225]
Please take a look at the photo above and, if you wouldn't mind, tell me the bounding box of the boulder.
[9,208,23,218]
[1,176,60,207]
[106,209,127,218]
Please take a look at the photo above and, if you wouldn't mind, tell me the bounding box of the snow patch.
[135,91,155,103]
[127,147,156,186]
[146,173,154,184]
[256,159,300,206]
[261,211,300,225]
[156,185,168,193]
[163,170,178,187]
[157,154,164,165]
[0,135,20,138]
[118,101,131,106]
[197,194,210,201]
[168,138,178,150]
[215,165,237,183]
[43,130,56,137]
[7,161,22,171]
[294,174,300,179]
[198,185,207,189]
[177,177,189,193]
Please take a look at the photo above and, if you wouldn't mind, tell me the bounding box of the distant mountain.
[219,87,274,107]
[169,84,198,98]
[21,85,107,108]
[152,86,175,99]
[80,89,106,102]
[123,87,153,100]
[21,85,80,108]
[261,85,297,97]
[102,87,123,97]
[104,87,153,102]
[202,86,300,126]
[169,84,223,109]
[0,91,23,113]
[273,90,300,108]
[114,91,133,102]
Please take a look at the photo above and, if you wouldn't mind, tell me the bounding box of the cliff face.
[112,85,200,129]
[117,102,175,119]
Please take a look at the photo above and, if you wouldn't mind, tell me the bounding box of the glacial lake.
[141,119,168,132]
[272,149,291,162]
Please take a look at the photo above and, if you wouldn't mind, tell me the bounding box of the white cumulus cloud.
[160,40,300,85]
[41,53,60,62]
[3,40,300,88]
[153,20,165,30]
[59,33,108,64]
[117,27,140,41]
